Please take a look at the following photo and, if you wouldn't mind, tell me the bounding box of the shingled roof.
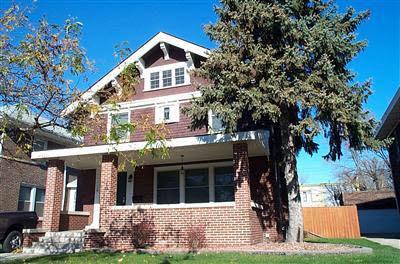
[343,190,397,209]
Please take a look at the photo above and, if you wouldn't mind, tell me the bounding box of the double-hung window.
[185,169,209,203]
[214,167,235,202]
[162,70,172,87]
[18,185,45,217]
[109,112,130,142]
[175,67,185,85]
[208,111,225,132]
[157,171,180,204]
[150,72,160,89]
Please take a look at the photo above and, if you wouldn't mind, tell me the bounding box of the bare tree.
[335,150,393,192]
[324,183,343,206]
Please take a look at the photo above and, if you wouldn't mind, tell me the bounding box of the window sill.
[111,202,235,210]
[143,83,191,92]
[60,211,90,216]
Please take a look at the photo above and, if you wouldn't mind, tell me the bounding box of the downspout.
[61,165,67,211]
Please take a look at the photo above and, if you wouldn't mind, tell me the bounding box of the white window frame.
[18,185,45,214]
[155,103,180,124]
[144,62,190,91]
[153,161,233,205]
[107,110,131,143]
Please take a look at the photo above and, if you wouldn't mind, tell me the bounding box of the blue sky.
[4,0,399,183]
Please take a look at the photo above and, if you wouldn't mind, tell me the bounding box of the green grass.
[9,238,400,264]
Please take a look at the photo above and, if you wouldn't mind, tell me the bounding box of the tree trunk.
[280,114,304,242]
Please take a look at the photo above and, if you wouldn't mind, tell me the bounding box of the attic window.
[150,72,160,89]
[145,62,189,91]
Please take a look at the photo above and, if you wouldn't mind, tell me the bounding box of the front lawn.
[10,238,400,264]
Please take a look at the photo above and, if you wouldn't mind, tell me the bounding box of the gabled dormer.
[64,32,209,115]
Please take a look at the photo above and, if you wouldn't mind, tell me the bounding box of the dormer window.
[175,67,185,85]
[162,70,172,87]
[144,62,190,91]
[150,72,160,89]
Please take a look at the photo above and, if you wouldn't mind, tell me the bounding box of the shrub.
[132,221,156,248]
[185,224,206,253]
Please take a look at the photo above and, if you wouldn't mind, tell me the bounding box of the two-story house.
[25,32,288,251]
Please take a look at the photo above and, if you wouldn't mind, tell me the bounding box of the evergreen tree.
[185,0,383,242]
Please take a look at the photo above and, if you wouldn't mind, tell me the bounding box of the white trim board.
[31,130,270,160]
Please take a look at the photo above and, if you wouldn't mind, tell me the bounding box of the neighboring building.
[300,183,339,207]
[376,87,400,213]
[343,190,400,235]
[26,32,289,250]
[0,107,80,217]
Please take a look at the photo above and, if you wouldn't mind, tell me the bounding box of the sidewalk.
[365,237,400,249]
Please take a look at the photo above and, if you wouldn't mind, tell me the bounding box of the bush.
[185,224,206,252]
[132,221,156,248]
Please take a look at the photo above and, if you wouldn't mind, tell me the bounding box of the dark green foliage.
[185,0,383,160]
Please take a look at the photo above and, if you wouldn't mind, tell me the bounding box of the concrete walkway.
[0,253,46,263]
[365,237,400,249]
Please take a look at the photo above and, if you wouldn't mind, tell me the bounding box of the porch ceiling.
[31,130,270,169]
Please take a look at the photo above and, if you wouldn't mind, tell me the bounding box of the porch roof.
[31,130,270,169]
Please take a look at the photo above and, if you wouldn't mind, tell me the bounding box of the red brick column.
[233,143,252,208]
[42,159,65,231]
[233,142,263,244]
[99,154,118,229]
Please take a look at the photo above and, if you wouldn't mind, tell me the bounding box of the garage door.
[358,209,400,234]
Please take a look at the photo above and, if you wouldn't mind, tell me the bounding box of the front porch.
[26,130,286,251]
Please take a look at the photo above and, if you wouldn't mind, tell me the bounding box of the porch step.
[23,231,84,255]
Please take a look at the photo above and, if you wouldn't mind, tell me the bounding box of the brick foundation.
[22,229,46,248]
[59,212,90,231]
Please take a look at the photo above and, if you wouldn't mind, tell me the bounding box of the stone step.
[24,231,85,255]
[44,231,84,238]
[38,236,84,243]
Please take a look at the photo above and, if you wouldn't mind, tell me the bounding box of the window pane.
[185,169,209,203]
[211,115,224,131]
[33,139,47,151]
[18,186,31,201]
[185,169,208,187]
[111,113,129,141]
[150,72,160,89]
[215,167,234,185]
[18,201,31,212]
[157,171,179,188]
[157,189,179,204]
[215,186,234,202]
[175,67,185,85]
[162,70,172,87]
[35,202,44,217]
[35,189,45,202]
[215,166,234,202]
[185,187,209,203]
[164,107,170,121]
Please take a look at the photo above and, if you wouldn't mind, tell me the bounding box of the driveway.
[365,237,400,249]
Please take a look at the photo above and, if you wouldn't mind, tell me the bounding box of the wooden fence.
[303,206,361,238]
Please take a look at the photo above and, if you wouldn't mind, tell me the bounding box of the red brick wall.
[130,103,207,142]
[59,213,89,231]
[0,158,46,212]
[133,165,154,203]
[83,114,107,146]
[99,154,118,229]
[42,160,64,231]
[249,157,286,241]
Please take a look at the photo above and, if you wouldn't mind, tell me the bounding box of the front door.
[117,172,127,205]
